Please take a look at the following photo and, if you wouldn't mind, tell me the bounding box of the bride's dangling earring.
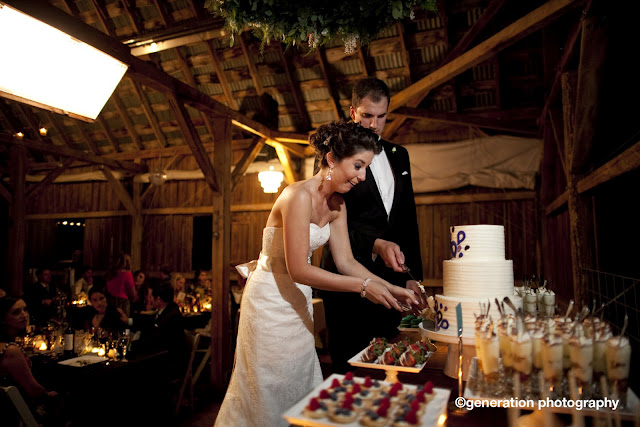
[326,166,333,181]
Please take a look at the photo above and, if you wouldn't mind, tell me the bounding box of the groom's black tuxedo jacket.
[320,139,423,371]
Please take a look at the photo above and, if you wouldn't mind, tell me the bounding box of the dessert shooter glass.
[542,291,556,317]
[511,331,534,399]
[479,331,501,396]
[497,316,514,393]
[530,327,544,397]
[605,335,631,409]
[541,333,564,399]
[568,331,594,398]
[592,325,611,398]
[523,291,538,316]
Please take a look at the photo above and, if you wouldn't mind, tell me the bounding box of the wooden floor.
[177,350,333,426]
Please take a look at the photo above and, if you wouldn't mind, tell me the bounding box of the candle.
[39,342,48,351]
[97,348,106,357]
[107,349,116,359]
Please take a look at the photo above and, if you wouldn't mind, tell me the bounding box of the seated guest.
[135,279,186,379]
[0,297,58,407]
[73,265,94,300]
[23,267,56,327]
[193,269,211,297]
[171,273,188,307]
[106,253,135,317]
[131,270,152,314]
[84,284,128,334]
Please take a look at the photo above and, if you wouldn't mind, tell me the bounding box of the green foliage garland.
[204,0,438,52]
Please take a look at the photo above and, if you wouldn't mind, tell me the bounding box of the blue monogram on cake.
[450,228,470,258]
[434,297,450,331]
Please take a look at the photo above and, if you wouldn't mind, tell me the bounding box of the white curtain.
[406,135,542,193]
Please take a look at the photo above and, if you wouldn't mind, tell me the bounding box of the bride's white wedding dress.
[214,223,329,427]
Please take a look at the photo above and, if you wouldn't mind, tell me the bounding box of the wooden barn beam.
[46,112,76,149]
[273,142,298,184]
[7,143,26,296]
[394,107,538,135]
[572,3,604,172]
[97,116,121,152]
[204,40,239,110]
[396,23,412,88]
[545,139,640,215]
[131,177,143,272]
[101,166,136,215]
[129,79,167,148]
[174,46,217,137]
[231,137,266,190]
[0,182,12,204]
[151,0,172,27]
[111,95,145,150]
[383,0,505,139]
[25,157,74,201]
[317,48,344,120]
[121,0,143,35]
[75,122,101,155]
[166,93,219,192]
[388,0,584,114]
[90,0,116,37]
[277,44,311,131]
[561,71,592,305]
[0,134,147,173]
[538,0,592,131]
[210,113,232,390]
[415,190,534,205]
[239,34,264,95]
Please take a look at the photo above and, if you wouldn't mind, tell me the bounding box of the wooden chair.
[175,330,201,416]
[0,385,39,427]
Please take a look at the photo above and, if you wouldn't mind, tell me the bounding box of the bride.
[214,120,420,427]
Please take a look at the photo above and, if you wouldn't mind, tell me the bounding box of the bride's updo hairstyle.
[309,119,381,170]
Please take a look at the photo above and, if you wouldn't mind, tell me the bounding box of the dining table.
[30,348,173,426]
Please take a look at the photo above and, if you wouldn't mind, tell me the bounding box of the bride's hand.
[365,281,419,311]
[387,285,420,311]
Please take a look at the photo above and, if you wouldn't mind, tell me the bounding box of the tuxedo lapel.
[382,141,404,221]
[363,165,386,213]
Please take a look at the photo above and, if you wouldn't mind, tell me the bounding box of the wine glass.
[118,331,131,362]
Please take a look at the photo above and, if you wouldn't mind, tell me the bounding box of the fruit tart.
[302,397,328,419]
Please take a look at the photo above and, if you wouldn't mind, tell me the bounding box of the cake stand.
[347,347,432,383]
[419,321,476,380]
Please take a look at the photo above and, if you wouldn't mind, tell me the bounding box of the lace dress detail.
[214,223,330,427]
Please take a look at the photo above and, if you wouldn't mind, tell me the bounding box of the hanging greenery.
[204,0,438,53]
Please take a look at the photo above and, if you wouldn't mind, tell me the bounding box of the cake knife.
[401,264,428,300]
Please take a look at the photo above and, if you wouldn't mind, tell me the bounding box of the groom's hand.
[373,238,405,272]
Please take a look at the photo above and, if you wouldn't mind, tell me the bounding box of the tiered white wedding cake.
[434,225,522,339]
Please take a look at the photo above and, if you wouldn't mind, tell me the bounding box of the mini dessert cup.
[478,331,501,396]
[542,333,564,398]
[605,335,631,408]
[568,332,594,398]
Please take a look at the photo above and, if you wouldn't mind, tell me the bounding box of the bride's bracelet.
[360,278,371,298]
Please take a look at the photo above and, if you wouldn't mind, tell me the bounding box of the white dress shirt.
[368,146,395,218]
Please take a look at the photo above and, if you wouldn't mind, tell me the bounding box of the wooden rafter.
[388,0,583,113]
[0,181,12,204]
[0,99,20,134]
[273,142,297,184]
[395,23,412,88]
[538,0,592,130]
[276,44,311,131]
[231,137,266,190]
[90,0,116,37]
[75,122,101,155]
[25,157,74,201]
[151,0,172,27]
[239,34,263,95]
[356,42,371,78]
[0,134,147,174]
[59,0,81,16]
[384,0,507,139]
[166,93,219,192]
[101,166,136,215]
[129,79,167,148]
[316,49,343,121]
[394,107,538,135]
[111,95,144,150]
[97,115,121,152]
[120,0,143,34]
[204,40,239,110]
[45,112,75,150]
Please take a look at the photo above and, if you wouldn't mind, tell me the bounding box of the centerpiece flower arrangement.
[205,0,437,53]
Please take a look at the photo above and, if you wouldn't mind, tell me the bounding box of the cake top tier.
[449,224,505,260]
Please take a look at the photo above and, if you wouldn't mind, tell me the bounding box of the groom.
[320,77,424,373]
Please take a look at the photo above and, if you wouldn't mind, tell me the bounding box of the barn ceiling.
[0,0,588,182]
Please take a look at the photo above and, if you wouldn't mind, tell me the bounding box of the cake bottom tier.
[433,294,523,338]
